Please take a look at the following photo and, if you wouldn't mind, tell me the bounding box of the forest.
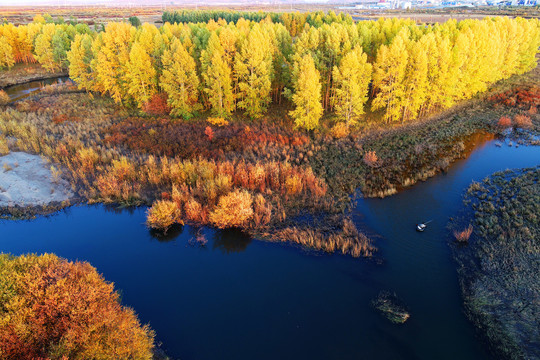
[1,12,539,128]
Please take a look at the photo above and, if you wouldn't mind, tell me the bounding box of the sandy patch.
[0,152,73,207]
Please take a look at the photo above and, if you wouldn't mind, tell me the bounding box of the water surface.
[0,136,539,359]
[4,76,71,102]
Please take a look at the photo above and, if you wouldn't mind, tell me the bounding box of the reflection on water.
[4,76,71,102]
[212,228,252,254]
[149,225,184,243]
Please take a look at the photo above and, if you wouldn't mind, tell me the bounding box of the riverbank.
[0,57,537,256]
[452,167,540,360]
[311,56,539,199]
[0,64,68,89]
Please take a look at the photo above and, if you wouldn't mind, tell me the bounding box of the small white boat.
[416,220,431,232]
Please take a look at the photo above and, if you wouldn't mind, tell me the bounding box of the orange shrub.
[184,197,206,223]
[0,90,10,105]
[454,225,473,243]
[330,122,350,139]
[363,151,378,167]
[253,194,272,227]
[205,126,214,141]
[0,253,154,360]
[146,200,182,231]
[75,147,99,175]
[497,116,512,128]
[513,114,532,129]
[143,93,170,116]
[209,189,253,229]
[285,174,303,195]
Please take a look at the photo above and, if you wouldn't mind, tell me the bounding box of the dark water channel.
[1,80,539,360]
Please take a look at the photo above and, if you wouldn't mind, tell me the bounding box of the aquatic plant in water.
[455,167,540,359]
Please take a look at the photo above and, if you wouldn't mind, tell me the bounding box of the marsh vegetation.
[453,167,540,360]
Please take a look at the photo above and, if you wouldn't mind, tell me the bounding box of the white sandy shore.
[0,152,73,207]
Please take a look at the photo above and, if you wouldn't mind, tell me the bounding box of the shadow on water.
[149,225,184,243]
[0,132,538,360]
[212,228,252,254]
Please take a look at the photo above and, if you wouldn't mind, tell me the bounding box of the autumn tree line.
[162,10,353,37]
[1,12,539,128]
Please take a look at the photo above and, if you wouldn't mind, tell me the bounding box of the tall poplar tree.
[0,36,14,69]
[160,38,200,119]
[200,32,234,117]
[235,25,274,119]
[34,23,57,71]
[67,33,94,90]
[126,41,157,108]
[90,22,134,103]
[289,54,323,131]
[332,46,372,125]
[372,29,409,123]
[401,40,428,122]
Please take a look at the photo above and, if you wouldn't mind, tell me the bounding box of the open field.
[1,5,539,26]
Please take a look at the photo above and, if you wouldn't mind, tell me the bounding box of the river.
[3,76,71,102]
[1,83,539,359]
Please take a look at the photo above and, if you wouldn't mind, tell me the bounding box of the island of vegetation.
[453,167,539,360]
[0,253,155,360]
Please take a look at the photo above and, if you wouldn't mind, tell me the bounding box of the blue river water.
[0,135,538,359]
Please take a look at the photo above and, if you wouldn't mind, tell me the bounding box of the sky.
[0,0,335,6]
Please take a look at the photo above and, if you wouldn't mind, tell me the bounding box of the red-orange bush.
[497,116,512,128]
[490,87,540,110]
[0,253,154,360]
[205,126,214,141]
[143,93,170,116]
[104,118,309,159]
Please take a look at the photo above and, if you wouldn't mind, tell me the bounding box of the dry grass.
[513,114,532,129]
[268,218,374,258]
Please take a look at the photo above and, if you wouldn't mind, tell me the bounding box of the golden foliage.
[146,200,182,231]
[206,117,229,127]
[209,189,254,228]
